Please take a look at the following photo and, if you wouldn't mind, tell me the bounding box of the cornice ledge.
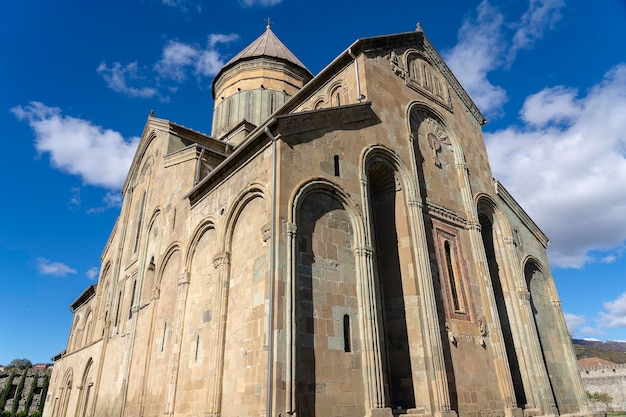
[422,36,486,126]
[494,180,550,248]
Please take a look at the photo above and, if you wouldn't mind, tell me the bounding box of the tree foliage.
[588,391,614,410]
[6,359,32,370]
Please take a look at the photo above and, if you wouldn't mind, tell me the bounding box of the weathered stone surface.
[44,27,589,417]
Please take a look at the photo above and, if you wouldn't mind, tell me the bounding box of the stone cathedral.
[44,24,591,417]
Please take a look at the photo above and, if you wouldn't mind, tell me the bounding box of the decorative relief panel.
[386,49,453,112]
[432,220,475,324]
[410,110,452,168]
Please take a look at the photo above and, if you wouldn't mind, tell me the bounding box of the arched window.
[334,155,340,177]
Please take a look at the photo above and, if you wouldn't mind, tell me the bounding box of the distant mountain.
[572,339,626,364]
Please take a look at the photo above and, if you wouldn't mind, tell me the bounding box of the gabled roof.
[223,26,309,71]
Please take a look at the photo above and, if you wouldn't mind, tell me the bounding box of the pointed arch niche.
[477,200,526,408]
[293,184,365,417]
[365,152,417,410]
[221,193,269,417]
[408,106,463,413]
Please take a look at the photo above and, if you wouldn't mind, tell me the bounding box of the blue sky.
[1,0,625,365]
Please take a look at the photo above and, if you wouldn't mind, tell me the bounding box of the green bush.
[16,410,28,417]
[0,368,16,409]
[11,368,29,416]
[30,411,42,417]
[37,374,50,414]
[23,372,38,414]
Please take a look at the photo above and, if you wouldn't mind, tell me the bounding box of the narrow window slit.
[334,155,340,177]
[161,321,167,352]
[343,314,351,352]
[444,241,461,312]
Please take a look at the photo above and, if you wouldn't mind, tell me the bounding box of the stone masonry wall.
[0,368,50,416]
[580,364,626,411]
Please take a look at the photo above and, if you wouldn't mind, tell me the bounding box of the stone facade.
[44,26,590,417]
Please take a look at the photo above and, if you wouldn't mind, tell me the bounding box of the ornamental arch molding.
[360,144,418,199]
[222,183,268,252]
[185,218,218,271]
[288,177,365,245]
[154,243,183,295]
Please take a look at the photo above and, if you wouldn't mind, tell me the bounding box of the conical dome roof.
[223,26,310,72]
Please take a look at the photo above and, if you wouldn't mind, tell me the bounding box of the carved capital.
[518,289,531,301]
[503,236,516,245]
[455,161,468,171]
[285,222,297,237]
[354,245,375,257]
[467,221,481,232]
[178,270,191,286]
[212,252,230,268]
[407,198,423,208]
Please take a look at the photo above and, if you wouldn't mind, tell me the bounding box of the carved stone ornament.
[262,224,271,242]
[445,321,457,346]
[411,111,452,168]
[387,50,407,80]
[478,315,489,337]
[212,252,231,268]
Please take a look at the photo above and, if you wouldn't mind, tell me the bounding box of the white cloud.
[443,1,507,115]
[520,86,582,127]
[508,0,564,63]
[443,0,563,117]
[12,102,139,190]
[86,267,99,280]
[154,34,239,81]
[86,191,123,214]
[97,61,157,98]
[37,258,77,277]
[564,312,586,336]
[69,187,81,207]
[240,0,283,6]
[161,0,202,12]
[485,64,626,268]
[597,292,626,328]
